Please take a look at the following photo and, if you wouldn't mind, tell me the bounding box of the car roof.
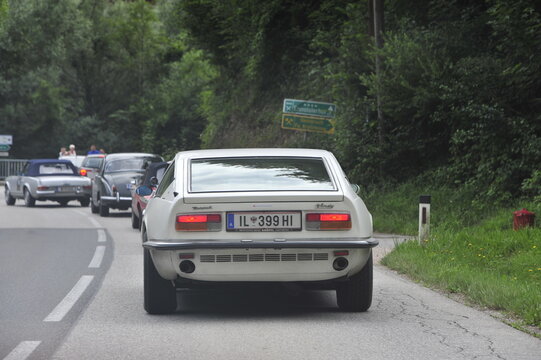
[105,153,163,161]
[29,159,75,165]
[174,148,333,160]
[26,159,79,176]
[84,154,106,158]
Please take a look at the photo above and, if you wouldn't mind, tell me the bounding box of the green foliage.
[0,0,7,27]
[0,0,539,207]
[141,46,217,157]
[382,222,541,327]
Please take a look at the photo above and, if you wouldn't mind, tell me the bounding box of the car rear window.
[39,163,77,175]
[83,157,104,168]
[190,157,336,192]
[105,157,161,173]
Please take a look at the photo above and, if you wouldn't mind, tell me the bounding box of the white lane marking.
[73,210,102,228]
[88,246,106,268]
[97,229,106,242]
[3,341,41,360]
[87,216,102,228]
[44,275,94,322]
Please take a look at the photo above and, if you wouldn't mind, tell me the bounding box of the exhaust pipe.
[179,260,195,274]
[333,257,349,271]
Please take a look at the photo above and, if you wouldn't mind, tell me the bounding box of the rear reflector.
[306,213,352,231]
[176,214,221,231]
[334,250,350,256]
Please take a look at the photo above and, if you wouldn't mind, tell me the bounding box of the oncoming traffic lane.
[0,225,111,360]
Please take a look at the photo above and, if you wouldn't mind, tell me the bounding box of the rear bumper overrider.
[100,195,131,207]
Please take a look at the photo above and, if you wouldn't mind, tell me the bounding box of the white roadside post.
[418,195,431,245]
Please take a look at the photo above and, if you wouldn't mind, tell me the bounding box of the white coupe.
[142,148,378,314]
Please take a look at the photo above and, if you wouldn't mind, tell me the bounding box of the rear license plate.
[226,211,301,232]
[56,186,73,192]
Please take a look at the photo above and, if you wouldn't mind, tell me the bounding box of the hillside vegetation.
[1,0,539,206]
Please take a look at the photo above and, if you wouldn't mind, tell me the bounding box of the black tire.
[58,200,69,207]
[336,253,373,312]
[80,198,90,207]
[131,209,140,229]
[99,198,109,217]
[5,187,15,205]
[90,197,99,213]
[24,188,35,207]
[144,247,177,314]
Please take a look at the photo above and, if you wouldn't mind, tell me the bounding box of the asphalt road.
[0,190,539,360]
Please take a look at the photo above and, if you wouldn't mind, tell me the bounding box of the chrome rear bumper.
[143,237,378,250]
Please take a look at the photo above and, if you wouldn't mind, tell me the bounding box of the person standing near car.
[67,144,77,156]
[87,144,100,154]
[58,147,68,157]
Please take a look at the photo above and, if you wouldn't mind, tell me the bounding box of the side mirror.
[350,184,361,194]
[149,176,159,186]
[136,185,153,197]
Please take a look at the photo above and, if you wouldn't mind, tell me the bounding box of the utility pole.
[371,0,385,157]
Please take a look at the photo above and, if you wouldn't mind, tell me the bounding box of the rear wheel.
[80,198,90,207]
[24,188,35,207]
[99,198,109,217]
[5,187,15,205]
[144,247,177,314]
[90,197,99,213]
[336,253,373,312]
[131,209,140,229]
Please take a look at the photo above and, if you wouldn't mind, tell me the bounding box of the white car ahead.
[142,148,378,314]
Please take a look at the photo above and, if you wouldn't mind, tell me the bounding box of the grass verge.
[364,183,541,332]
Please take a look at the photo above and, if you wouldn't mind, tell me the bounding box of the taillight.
[37,186,49,191]
[176,214,221,231]
[306,213,352,230]
[112,185,117,193]
[79,169,87,176]
[83,185,92,190]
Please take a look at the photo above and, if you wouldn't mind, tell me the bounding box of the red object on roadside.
[513,208,535,230]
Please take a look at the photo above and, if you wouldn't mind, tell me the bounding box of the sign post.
[0,135,12,157]
[418,195,431,245]
[282,99,336,134]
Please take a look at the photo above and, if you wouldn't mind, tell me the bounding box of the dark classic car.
[90,153,164,217]
[4,159,91,207]
[130,161,169,229]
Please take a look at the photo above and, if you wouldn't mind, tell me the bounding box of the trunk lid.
[39,176,89,186]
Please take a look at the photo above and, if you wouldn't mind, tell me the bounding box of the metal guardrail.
[0,159,27,180]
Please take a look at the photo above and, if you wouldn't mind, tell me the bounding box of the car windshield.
[105,158,159,173]
[38,163,77,175]
[190,157,336,192]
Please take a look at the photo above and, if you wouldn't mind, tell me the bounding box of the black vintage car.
[91,153,164,217]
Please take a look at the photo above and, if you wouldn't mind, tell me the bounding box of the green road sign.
[283,99,336,118]
[281,114,335,134]
[0,144,10,151]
